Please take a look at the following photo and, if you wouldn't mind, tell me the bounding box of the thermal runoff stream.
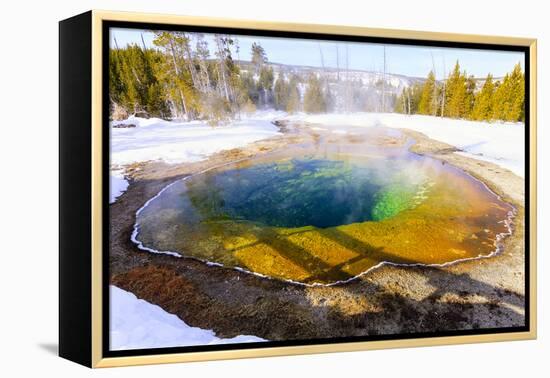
[132,125,514,285]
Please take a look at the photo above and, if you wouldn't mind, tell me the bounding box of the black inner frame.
[102,20,531,359]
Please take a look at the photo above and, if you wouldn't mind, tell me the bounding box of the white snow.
[110,111,283,166]
[109,111,524,206]
[109,111,283,205]
[109,170,128,204]
[110,285,266,351]
[289,113,525,177]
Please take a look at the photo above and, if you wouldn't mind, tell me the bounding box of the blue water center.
[184,158,428,228]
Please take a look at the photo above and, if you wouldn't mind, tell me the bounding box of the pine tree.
[418,71,436,115]
[194,35,212,90]
[249,42,274,107]
[109,49,124,110]
[394,88,407,114]
[286,74,301,113]
[392,60,524,123]
[258,66,274,106]
[209,35,246,123]
[445,61,467,118]
[153,32,200,120]
[464,75,477,119]
[273,71,289,110]
[111,35,529,125]
[471,74,495,121]
[240,71,260,104]
[251,42,267,74]
[508,63,525,122]
[304,74,326,113]
[395,83,423,115]
[108,44,171,119]
[490,64,524,122]
[492,75,507,120]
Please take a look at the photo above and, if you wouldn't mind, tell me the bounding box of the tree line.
[395,61,525,122]
[109,33,331,123]
[110,33,524,124]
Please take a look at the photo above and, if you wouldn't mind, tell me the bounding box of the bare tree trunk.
[195,35,212,90]
[346,44,350,112]
[201,63,211,90]
[215,36,231,102]
[382,45,386,113]
[182,37,201,92]
[440,55,447,117]
[213,64,222,97]
[140,33,147,51]
[220,64,230,102]
[430,52,438,116]
[335,44,340,82]
[318,43,329,94]
[440,82,446,117]
[131,67,142,85]
[168,40,189,119]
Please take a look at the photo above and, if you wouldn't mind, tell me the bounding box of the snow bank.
[109,112,283,204]
[110,286,265,350]
[110,113,282,166]
[291,113,525,177]
[109,170,128,204]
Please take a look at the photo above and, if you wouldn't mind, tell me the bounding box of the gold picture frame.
[59,10,537,368]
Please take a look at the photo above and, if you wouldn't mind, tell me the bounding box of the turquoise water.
[181,157,428,228]
[131,126,514,284]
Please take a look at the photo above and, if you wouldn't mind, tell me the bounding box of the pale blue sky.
[111,27,524,80]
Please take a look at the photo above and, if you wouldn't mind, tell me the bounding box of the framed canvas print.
[59,10,537,368]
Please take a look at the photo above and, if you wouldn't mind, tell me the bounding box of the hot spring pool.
[132,126,514,285]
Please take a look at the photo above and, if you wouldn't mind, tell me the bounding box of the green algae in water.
[371,184,428,221]
[133,150,513,285]
[131,120,517,285]
[184,158,427,228]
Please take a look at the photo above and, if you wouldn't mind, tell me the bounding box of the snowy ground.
[110,111,524,203]
[110,111,284,166]
[110,286,266,350]
[290,113,525,178]
[109,111,284,205]
[109,169,128,204]
[109,112,283,348]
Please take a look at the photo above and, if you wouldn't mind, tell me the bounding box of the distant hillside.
[234,60,426,112]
